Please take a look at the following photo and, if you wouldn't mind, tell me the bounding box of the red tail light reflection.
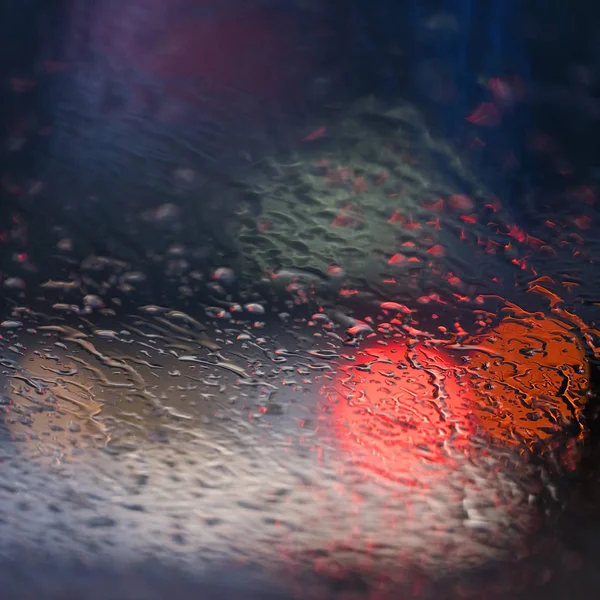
[323,313,590,483]
[323,342,478,483]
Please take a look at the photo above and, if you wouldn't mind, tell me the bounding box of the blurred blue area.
[341,0,532,206]
[409,0,531,209]
[2,0,597,230]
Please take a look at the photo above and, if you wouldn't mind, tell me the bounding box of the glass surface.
[1,1,600,598]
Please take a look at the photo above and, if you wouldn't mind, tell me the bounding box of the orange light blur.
[325,314,589,480]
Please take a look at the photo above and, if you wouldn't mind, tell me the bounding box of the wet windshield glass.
[1,1,600,598]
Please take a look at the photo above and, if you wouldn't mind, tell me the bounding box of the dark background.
[1,0,600,254]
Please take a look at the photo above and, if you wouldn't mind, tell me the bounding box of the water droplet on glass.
[122,271,146,283]
[3,277,25,290]
[57,238,73,251]
[244,303,265,315]
[83,294,104,309]
[212,267,235,286]
[94,329,118,339]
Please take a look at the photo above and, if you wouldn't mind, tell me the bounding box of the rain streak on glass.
[1,1,600,599]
